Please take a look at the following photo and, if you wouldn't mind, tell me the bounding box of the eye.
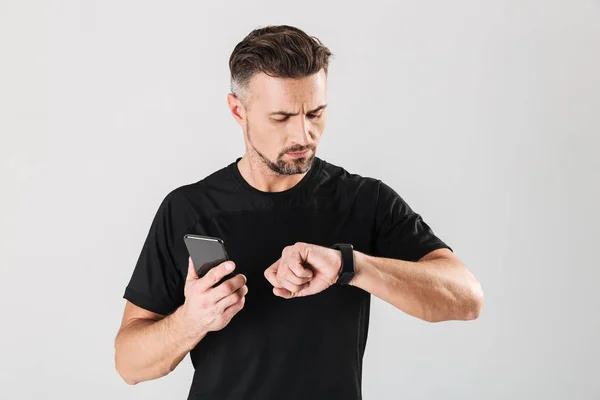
[273,113,322,123]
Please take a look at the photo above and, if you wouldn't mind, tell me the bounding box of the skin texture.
[226,69,328,193]
[114,68,484,385]
[114,259,247,385]
[265,243,484,323]
[227,69,483,322]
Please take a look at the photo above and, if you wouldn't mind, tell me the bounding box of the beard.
[246,118,315,176]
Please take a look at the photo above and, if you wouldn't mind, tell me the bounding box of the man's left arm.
[349,247,484,323]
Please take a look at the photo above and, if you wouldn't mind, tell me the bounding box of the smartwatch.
[331,243,355,285]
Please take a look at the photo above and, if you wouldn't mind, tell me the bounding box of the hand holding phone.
[181,235,248,335]
[181,257,248,335]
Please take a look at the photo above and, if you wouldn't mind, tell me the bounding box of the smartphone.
[183,234,233,287]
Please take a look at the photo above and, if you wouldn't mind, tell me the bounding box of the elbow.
[116,365,171,386]
[120,373,139,386]
[115,362,138,385]
[114,348,172,385]
[422,281,484,323]
[463,281,484,320]
[114,336,141,385]
[115,352,139,385]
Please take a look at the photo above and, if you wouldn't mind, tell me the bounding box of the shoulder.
[161,161,239,218]
[318,158,414,213]
[318,157,380,193]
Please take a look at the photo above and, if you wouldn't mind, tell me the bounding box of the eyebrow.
[268,104,328,117]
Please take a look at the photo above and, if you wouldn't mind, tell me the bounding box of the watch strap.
[332,243,355,285]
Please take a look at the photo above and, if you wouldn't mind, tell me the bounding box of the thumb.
[186,256,199,282]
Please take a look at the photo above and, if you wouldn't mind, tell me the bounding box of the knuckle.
[214,304,224,316]
[224,281,235,293]
[206,270,218,285]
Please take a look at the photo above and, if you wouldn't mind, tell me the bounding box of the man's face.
[236,69,327,175]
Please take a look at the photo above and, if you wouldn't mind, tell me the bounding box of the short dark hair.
[229,25,334,110]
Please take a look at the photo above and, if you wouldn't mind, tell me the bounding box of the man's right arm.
[114,301,207,385]
[115,258,247,385]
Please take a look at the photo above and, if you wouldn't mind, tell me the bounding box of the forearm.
[351,251,483,322]
[114,306,206,384]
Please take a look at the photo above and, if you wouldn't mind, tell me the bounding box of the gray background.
[1,0,599,399]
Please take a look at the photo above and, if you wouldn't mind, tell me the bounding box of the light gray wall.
[1,1,598,399]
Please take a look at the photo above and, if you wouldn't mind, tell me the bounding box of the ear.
[227,92,247,126]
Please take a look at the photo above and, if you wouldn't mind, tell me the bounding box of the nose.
[291,117,313,148]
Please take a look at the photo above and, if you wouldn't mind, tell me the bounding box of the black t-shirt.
[123,156,452,400]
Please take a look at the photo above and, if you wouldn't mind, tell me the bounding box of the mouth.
[286,150,309,158]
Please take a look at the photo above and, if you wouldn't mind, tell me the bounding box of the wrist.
[172,304,207,348]
[334,250,343,283]
[348,250,366,286]
[349,250,370,287]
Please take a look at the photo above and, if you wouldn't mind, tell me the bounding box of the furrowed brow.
[268,104,327,117]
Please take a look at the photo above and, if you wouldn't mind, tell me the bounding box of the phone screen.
[183,235,231,283]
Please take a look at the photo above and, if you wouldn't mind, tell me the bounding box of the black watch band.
[332,243,355,285]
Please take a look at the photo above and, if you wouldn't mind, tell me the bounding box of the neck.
[237,154,309,193]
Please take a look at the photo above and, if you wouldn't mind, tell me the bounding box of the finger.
[273,285,306,299]
[186,256,199,282]
[281,276,310,286]
[197,260,236,292]
[273,286,292,299]
[211,273,247,302]
[282,267,312,285]
[276,254,298,285]
[288,258,313,280]
[294,280,318,297]
[270,260,310,293]
[279,276,307,294]
[264,260,281,288]
[222,295,246,318]
[277,253,312,288]
[215,284,248,313]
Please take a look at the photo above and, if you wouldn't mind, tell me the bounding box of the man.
[114,24,484,400]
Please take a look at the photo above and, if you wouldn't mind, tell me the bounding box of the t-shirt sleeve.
[372,180,453,262]
[123,188,197,316]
